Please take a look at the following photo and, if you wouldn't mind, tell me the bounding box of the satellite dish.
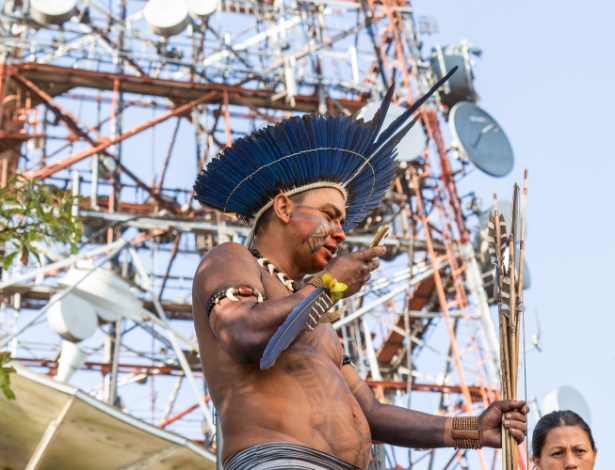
[47,292,99,342]
[55,340,89,383]
[188,0,219,19]
[29,0,77,26]
[144,0,190,37]
[541,386,592,426]
[58,267,143,323]
[430,41,480,108]
[357,101,426,162]
[450,101,514,177]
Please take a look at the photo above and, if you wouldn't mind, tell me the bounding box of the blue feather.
[346,67,458,188]
[374,66,458,150]
[368,83,396,138]
[260,288,334,370]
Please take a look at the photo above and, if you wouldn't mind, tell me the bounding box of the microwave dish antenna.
[29,0,77,26]
[144,0,190,37]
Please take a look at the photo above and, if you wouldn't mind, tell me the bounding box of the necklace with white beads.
[249,248,301,292]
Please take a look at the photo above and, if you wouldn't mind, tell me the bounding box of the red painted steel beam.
[364,379,489,403]
[15,357,203,376]
[11,73,107,143]
[6,68,178,209]
[425,110,469,242]
[157,401,213,429]
[14,64,367,113]
[25,90,219,179]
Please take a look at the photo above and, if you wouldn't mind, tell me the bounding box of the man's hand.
[479,400,529,447]
[325,246,386,297]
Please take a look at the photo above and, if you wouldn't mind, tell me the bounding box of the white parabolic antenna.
[144,0,190,37]
[47,292,99,343]
[29,0,77,26]
[58,267,143,323]
[188,0,220,19]
[541,385,592,426]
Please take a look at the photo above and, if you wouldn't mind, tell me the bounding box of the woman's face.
[533,425,597,470]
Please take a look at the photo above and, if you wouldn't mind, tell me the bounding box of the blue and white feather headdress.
[194,68,457,244]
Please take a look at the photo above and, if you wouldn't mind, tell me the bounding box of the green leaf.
[30,249,41,263]
[0,352,16,400]
[0,351,11,364]
[33,198,44,218]
[0,178,83,268]
[0,383,16,400]
[3,251,19,270]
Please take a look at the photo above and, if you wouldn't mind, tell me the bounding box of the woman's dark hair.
[532,410,595,457]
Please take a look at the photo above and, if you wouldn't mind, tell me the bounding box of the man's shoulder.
[197,242,255,274]
[194,242,258,292]
[205,241,250,259]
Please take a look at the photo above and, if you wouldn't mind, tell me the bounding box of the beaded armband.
[342,355,355,367]
[306,272,347,301]
[452,416,481,450]
[205,285,264,318]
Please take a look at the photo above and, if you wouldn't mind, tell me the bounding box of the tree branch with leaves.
[0,175,84,400]
[0,175,83,270]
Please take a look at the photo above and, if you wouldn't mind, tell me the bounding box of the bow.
[488,169,529,469]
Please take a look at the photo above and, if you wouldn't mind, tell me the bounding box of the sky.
[411,0,615,466]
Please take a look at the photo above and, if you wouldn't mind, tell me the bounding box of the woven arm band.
[306,271,329,289]
[452,416,481,450]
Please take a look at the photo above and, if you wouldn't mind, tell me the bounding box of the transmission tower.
[0,1,524,468]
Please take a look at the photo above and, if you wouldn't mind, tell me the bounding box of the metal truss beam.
[14,64,367,114]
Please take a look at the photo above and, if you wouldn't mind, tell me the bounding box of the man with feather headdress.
[192,72,529,470]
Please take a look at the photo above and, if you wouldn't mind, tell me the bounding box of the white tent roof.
[0,366,216,470]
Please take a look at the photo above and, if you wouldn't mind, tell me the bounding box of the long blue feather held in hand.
[260,288,334,370]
